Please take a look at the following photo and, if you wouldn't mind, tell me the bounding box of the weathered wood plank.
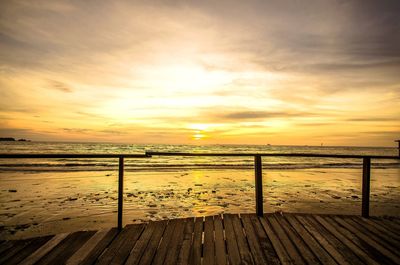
[95,224,144,265]
[66,228,114,265]
[164,218,187,265]
[327,216,385,264]
[213,215,227,265]
[333,217,400,264]
[249,214,280,265]
[0,240,18,256]
[259,215,291,265]
[315,216,379,265]
[277,214,320,264]
[375,218,400,236]
[357,218,400,242]
[5,236,52,265]
[19,233,69,265]
[231,214,254,264]
[78,228,118,265]
[269,214,305,265]
[285,214,337,265]
[189,217,204,265]
[295,215,347,264]
[0,239,34,264]
[152,219,179,265]
[223,214,241,265]
[177,218,194,265]
[108,224,144,265]
[36,231,95,265]
[124,222,156,265]
[241,214,267,265]
[349,217,400,246]
[137,220,167,265]
[203,216,215,265]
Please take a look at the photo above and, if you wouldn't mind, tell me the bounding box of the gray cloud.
[218,110,314,120]
[48,80,73,93]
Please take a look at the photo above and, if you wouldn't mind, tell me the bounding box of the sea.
[0,141,399,172]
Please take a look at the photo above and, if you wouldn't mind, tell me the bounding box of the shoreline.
[1,168,399,239]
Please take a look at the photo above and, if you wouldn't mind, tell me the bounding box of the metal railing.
[0,153,149,230]
[0,152,399,230]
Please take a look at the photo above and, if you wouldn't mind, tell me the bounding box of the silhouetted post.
[362,157,371,218]
[255,155,263,216]
[118,156,124,230]
[396,140,400,156]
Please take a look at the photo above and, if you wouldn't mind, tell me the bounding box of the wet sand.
[0,168,399,239]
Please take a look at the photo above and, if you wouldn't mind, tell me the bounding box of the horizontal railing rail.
[146,151,399,159]
[0,152,399,230]
[0,154,150,158]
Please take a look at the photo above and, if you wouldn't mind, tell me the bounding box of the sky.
[0,0,399,146]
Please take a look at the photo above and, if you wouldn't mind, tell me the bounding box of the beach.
[1,167,399,239]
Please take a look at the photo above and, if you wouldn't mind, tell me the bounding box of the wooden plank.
[231,214,254,264]
[213,215,227,265]
[19,233,69,265]
[95,224,144,265]
[268,214,305,265]
[164,218,187,265]
[222,214,241,265]
[350,217,400,246]
[66,228,114,265]
[125,222,156,265]
[36,231,95,265]
[241,214,267,265]
[137,220,167,265]
[249,215,280,265]
[5,236,52,265]
[0,239,34,264]
[357,218,400,242]
[109,224,144,265]
[203,216,215,265]
[314,216,379,265]
[295,215,348,264]
[391,218,400,225]
[258,215,291,265]
[189,217,204,265]
[177,218,195,265]
[276,215,320,264]
[152,219,179,265]
[284,214,336,265]
[376,219,400,236]
[325,217,395,264]
[78,228,118,265]
[0,240,18,256]
[333,217,400,264]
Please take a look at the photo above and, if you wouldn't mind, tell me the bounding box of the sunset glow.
[0,1,399,146]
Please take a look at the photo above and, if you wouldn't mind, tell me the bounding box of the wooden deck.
[1,213,400,265]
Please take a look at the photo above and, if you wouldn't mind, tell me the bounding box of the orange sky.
[0,1,399,146]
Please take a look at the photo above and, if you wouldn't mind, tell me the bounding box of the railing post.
[362,157,371,218]
[255,155,263,217]
[118,156,124,230]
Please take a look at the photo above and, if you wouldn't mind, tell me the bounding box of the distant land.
[0,137,31,142]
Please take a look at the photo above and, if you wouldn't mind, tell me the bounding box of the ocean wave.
[0,162,398,172]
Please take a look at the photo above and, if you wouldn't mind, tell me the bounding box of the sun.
[192,131,205,140]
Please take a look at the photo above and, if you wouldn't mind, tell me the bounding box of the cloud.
[48,80,72,93]
[214,110,315,121]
